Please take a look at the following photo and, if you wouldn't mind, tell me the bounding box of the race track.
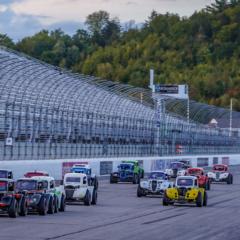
[1,166,240,240]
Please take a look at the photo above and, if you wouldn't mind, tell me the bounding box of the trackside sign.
[154,84,189,99]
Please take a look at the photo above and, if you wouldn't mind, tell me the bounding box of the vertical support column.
[154,97,165,156]
[229,98,233,137]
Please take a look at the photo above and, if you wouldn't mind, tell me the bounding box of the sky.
[0,0,216,41]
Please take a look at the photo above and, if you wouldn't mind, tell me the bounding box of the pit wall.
[0,154,240,180]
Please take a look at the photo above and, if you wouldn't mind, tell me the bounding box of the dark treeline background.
[1,0,240,109]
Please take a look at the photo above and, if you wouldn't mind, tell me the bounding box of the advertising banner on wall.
[197,158,209,167]
[62,161,88,179]
[100,161,113,175]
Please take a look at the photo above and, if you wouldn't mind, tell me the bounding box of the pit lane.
[0,166,240,240]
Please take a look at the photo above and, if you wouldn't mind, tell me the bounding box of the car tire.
[91,189,97,205]
[163,192,169,206]
[110,175,117,184]
[196,192,203,207]
[59,195,66,212]
[48,196,54,214]
[94,178,99,190]
[137,185,144,197]
[54,196,59,213]
[227,175,232,184]
[203,191,208,206]
[19,196,28,216]
[207,181,211,190]
[38,196,47,216]
[133,174,138,184]
[84,190,91,206]
[8,198,18,218]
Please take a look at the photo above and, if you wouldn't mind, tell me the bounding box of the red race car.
[186,167,211,190]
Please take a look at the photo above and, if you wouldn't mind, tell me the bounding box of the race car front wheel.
[8,198,18,218]
[196,192,203,207]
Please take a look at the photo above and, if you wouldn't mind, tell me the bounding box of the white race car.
[165,162,189,178]
[137,171,174,197]
[71,164,98,189]
[207,164,233,184]
[64,173,97,205]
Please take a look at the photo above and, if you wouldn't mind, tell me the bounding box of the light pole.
[229,98,233,137]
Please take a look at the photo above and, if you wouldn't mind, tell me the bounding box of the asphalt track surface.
[1,166,240,240]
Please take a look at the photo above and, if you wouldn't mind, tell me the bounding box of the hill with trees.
[1,0,240,109]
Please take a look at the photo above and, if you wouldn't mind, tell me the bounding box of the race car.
[165,161,189,178]
[71,164,98,189]
[0,169,13,179]
[16,177,65,215]
[24,171,49,178]
[64,172,97,206]
[0,178,28,218]
[137,171,173,197]
[162,176,207,207]
[16,178,51,215]
[207,164,233,184]
[186,168,211,190]
[110,161,144,184]
[31,176,66,213]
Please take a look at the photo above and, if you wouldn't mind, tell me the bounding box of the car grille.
[173,169,178,177]
[65,186,75,199]
[120,171,132,178]
[216,172,220,179]
[178,187,187,197]
[151,180,157,192]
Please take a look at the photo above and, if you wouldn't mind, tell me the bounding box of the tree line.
[1,0,240,110]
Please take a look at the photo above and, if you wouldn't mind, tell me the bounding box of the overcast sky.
[0,0,215,41]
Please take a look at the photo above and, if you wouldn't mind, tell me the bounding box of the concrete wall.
[0,154,240,180]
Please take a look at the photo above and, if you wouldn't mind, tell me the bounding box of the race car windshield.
[119,164,133,170]
[170,162,183,169]
[16,180,37,191]
[177,178,193,187]
[0,170,7,178]
[149,172,165,179]
[0,181,7,191]
[66,177,81,183]
[213,166,226,171]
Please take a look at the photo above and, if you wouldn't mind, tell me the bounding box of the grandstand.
[0,46,240,160]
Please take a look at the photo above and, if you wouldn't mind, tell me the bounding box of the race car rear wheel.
[19,196,28,216]
[133,174,139,184]
[8,198,18,218]
[207,181,211,190]
[203,191,208,206]
[54,196,59,213]
[84,190,91,206]
[59,195,66,212]
[227,174,233,184]
[196,192,203,207]
[48,196,54,214]
[91,189,97,205]
[110,175,118,184]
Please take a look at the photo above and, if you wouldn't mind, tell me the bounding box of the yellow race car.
[162,176,207,207]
